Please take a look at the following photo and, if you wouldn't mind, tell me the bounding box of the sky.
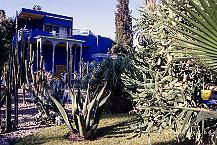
[0,0,146,40]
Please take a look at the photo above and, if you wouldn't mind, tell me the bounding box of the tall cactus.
[4,54,15,133]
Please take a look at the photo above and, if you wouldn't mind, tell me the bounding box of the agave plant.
[48,81,111,139]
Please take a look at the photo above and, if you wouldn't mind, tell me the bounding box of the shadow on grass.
[153,139,194,145]
[14,134,66,145]
[100,113,134,119]
[14,113,194,145]
[95,116,136,139]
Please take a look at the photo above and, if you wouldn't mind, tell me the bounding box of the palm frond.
[163,0,217,70]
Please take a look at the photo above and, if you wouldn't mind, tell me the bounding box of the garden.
[1,0,217,145]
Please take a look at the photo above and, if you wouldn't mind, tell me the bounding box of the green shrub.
[90,57,133,114]
[0,10,14,75]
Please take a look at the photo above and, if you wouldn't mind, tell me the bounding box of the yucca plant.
[48,81,111,140]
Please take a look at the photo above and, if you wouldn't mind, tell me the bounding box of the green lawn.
[15,114,191,145]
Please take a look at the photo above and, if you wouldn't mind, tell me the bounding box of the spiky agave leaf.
[85,82,108,129]
[49,94,74,132]
[69,87,77,116]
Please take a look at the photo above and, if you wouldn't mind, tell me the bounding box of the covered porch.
[35,36,84,80]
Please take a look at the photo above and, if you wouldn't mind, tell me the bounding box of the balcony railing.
[92,53,118,59]
[18,29,72,40]
[73,29,89,36]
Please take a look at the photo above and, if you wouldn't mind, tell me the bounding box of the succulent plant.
[48,81,111,139]
[122,1,217,144]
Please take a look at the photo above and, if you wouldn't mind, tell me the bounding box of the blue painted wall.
[17,8,73,42]
[73,32,113,63]
[97,35,113,53]
[43,16,72,28]
[15,8,113,73]
[73,32,97,62]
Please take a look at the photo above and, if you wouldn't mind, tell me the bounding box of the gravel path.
[0,92,52,145]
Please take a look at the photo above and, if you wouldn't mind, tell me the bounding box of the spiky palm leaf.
[164,0,217,70]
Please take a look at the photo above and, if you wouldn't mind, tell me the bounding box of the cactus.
[122,1,217,144]
[0,13,58,132]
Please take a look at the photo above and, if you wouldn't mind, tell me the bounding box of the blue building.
[16,8,113,75]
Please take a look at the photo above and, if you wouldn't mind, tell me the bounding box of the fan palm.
[164,0,217,70]
[162,0,217,143]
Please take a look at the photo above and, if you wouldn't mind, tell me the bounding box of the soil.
[0,91,52,145]
[65,132,85,142]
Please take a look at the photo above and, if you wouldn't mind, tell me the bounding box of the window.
[52,26,59,33]
[45,25,52,32]
[44,25,59,34]
[66,27,71,35]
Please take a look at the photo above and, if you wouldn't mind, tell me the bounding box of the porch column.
[66,41,69,83]
[69,44,74,85]
[39,39,43,69]
[74,45,76,75]
[79,43,83,78]
[36,39,39,71]
[79,43,83,63]
[27,37,30,64]
[40,39,42,59]
[52,44,55,74]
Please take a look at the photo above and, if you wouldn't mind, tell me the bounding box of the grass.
[14,114,191,145]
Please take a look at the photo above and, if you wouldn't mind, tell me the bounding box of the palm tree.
[163,0,217,143]
[0,10,6,22]
[114,0,133,54]
[165,0,217,70]
[33,5,42,11]
[146,0,156,10]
